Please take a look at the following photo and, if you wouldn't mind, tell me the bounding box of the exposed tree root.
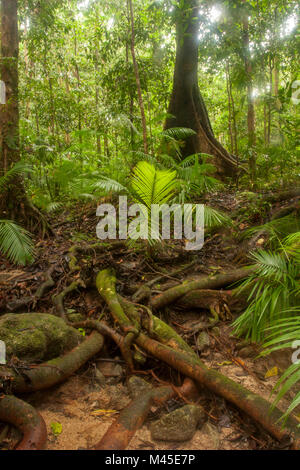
[52,279,85,319]
[132,260,197,303]
[6,267,55,312]
[68,240,126,273]
[0,331,104,393]
[151,267,255,310]
[95,269,300,449]
[94,378,198,450]
[70,319,135,370]
[177,287,247,317]
[135,332,300,449]
[0,395,47,450]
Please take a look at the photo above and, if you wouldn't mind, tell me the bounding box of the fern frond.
[161,128,196,140]
[0,220,34,265]
[204,206,232,229]
[0,162,32,192]
[131,161,177,209]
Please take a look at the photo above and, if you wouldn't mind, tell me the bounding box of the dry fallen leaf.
[264,366,278,379]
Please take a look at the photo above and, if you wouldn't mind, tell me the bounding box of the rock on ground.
[150,405,206,442]
[0,313,82,362]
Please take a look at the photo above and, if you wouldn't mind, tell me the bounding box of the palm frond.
[0,162,32,192]
[241,215,300,247]
[232,249,299,342]
[161,128,196,140]
[91,177,128,194]
[204,206,232,229]
[0,220,35,265]
[131,161,177,209]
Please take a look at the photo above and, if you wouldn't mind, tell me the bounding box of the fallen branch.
[0,331,104,393]
[0,395,47,450]
[94,378,198,450]
[6,267,55,312]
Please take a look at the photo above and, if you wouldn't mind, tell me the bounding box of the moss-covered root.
[70,319,134,369]
[94,378,197,450]
[96,269,139,335]
[136,333,300,449]
[68,241,126,273]
[151,267,255,310]
[0,395,47,450]
[119,296,196,358]
[0,331,104,394]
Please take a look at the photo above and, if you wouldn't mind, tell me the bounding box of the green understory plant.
[233,232,300,423]
[0,219,34,265]
[0,162,35,265]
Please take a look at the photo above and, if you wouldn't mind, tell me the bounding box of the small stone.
[150,405,206,442]
[127,376,152,399]
[238,346,256,358]
[211,326,220,336]
[202,422,220,449]
[107,384,131,410]
[236,339,250,350]
[67,313,85,323]
[196,331,210,352]
[94,369,106,387]
[97,360,124,384]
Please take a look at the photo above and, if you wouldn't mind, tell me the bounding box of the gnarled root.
[136,333,300,450]
[151,267,255,309]
[0,395,47,450]
[94,378,198,450]
[95,269,300,449]
[177,287,248,317]
[0,331,104,393]
[52,279,85,319]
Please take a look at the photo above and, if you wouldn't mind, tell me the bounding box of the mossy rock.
[150,405,206,442]
[0,313,82,363]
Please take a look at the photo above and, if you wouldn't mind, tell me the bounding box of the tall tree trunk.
[0,1,47,231]
[0,0,25,217]
[164,0,237,177]
[127,0,148,154]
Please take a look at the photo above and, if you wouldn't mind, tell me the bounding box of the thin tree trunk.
[242,6,256,180]
[268,56,273,145]
[228,66,238,156]
[226,66,234,153]
[74,30,83,165]
[126,42,135,151]
[127,0,148,154]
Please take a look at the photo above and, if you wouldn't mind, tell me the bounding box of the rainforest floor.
[0,189,299,450]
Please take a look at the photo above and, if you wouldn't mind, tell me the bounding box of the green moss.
[0,313,82,363]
